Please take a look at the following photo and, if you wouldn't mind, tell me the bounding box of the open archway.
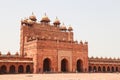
[111,67,114,72]
[61,59,68,72]
[18,65,24,73]
[103,66,106,72]
[116,67,118,72]
[26,65,31,73]
[89,66,92,72]
[98,66,101,72]
[107,66,110,72]
[9,65,15,74]
[76,59,83,72]
[1,65,7,74]
[43,58,51,72]
[93,66,97,72]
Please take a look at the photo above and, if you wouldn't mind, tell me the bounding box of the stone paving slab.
[0,73,120,80]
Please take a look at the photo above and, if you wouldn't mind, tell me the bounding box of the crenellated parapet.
[89,56,120,63]
[0,51,20,57]
[0,51,33,62]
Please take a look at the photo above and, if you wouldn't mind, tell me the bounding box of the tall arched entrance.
[1,65,7,74]
[89,66,92,72]
[107,66,110,72]
[93,66,97,72]
[76,59,83,72]
[18,65,24,73]
[103,66,106,72]
[26,65,31,73]
[111,67,114,72]
[9,65,15,73]
[116,67,118,72]
[61,59,68,72]
[98,66,101,72]
[43,58,51,72]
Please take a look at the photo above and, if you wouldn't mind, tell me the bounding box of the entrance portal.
[9,65,15,73]
[76,60,83,72]
[26,65,31,73]
[43,58,51,72]
[1,65,7,74]
[61,59,68,72]
[18,65,24,73]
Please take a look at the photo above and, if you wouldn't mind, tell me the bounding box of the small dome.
[60,23,67,31]
[68,25,73,31]
[21,18,28,24]
[15,52,19,56]
[80,40,83,44]
[7,52,11,56]
[53,17,60,25]
[29,12,37,21]
[27,19,34,25]
[109,57,112,59]
[40,13,50,22]
[84,41,88,45]
[91,56,94,59]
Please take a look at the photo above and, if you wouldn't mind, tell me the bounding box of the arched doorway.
[18,65,24,73]
[43,58,51,72]
[26,65,31,73]
[98,66,101,72]
[116,67,118,72]
[76,59,83,72]
[107,66,110,72]
[111,67,114,72]
[93,66,97,72]
[9,65,15,74]
[1,65,7,74]
[89,66,92,72]
[103,66,106,72]
[61,59,68,72]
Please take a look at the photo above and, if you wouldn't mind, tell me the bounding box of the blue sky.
[0,0,120,58]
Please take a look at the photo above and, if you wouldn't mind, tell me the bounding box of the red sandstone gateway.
[0,13,119,74]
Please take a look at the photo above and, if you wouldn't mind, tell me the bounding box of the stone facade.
[0,52,33,74]
[20,13,88,73]
[0,13,119,74]
[89,57,120,72]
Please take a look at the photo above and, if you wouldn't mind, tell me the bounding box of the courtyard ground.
[0,73,120,80]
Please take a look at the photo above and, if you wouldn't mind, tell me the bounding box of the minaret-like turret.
[53,17,61,27]
[29,12,37,21]
[60,23,67,32]
[40,13,50,24]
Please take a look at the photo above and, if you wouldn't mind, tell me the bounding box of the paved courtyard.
[0,73,120,80]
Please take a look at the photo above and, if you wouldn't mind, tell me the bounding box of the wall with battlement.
[88,57,120,72]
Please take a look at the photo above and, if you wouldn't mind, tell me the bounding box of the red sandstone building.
[0,13,120,74]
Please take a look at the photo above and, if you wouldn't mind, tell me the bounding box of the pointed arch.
[61,58,68,72]
[26,65,31,73]
[18,65,24,73]
[107,66,110,72]
[116,67,118,72]
[93,66,97,72]
[43,58,51,72]
[103,66,106,72]
[1,65,7,74]
[89,66,92,72]
[76,59,83,72]
[98,66,101,72]
[111,67,114,72]
[9,65,15,74]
